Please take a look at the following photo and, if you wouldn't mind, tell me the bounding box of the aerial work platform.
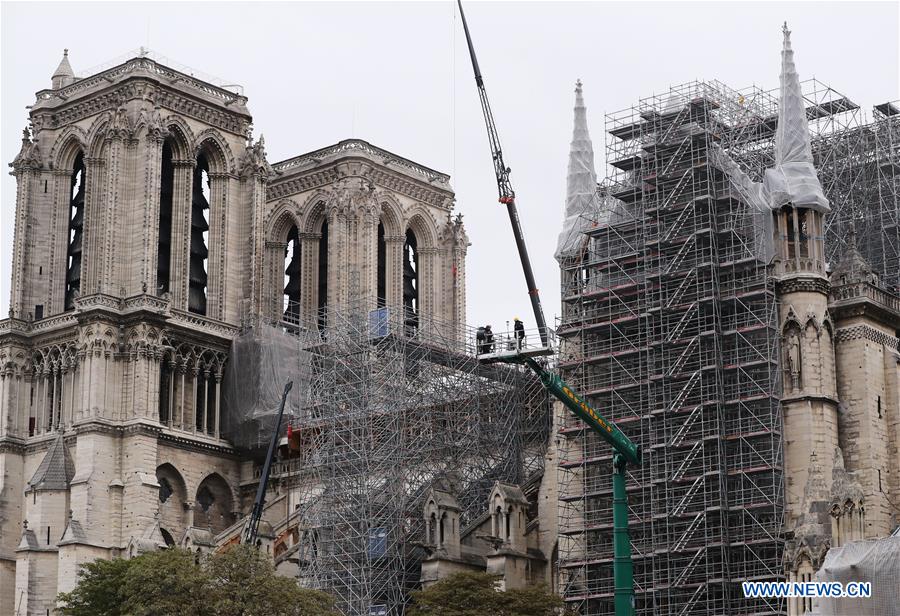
[473,325,556,364]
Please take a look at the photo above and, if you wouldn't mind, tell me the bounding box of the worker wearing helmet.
[514,317,525,350]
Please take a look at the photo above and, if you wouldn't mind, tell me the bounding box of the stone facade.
[1,50,467,615]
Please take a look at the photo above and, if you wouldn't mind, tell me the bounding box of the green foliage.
[58,545,340,616]
[56,557,132,616]
[407,571,570,616]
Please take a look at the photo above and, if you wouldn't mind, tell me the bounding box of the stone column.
[206,172,230,321]
[385,235,405,315]
[299,233,320,326]
[170,160,194,310]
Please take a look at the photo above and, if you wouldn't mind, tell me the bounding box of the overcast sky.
[2,1,898,331]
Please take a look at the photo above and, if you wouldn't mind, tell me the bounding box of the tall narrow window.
[157,141,175,295]
[377,222,386,308]
[284,226,301,321]
[64,152,85,310]
[188,155,210,315]
[403,229,418,330]
[317,221,328,331]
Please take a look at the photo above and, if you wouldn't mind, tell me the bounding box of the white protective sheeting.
[555,80,600,261]
[812,536,900,615]
[714,23,829,215]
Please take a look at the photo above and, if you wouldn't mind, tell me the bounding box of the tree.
[407,571,570,616]
[206,544,339,616]
[55,557,131,616]
[58,546,339,616]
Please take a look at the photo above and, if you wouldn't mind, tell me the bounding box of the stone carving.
[785,328,802,391]
[238,134,274,179]
[10,127,42,173]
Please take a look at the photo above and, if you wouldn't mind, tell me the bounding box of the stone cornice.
[269,140,454,209]
[775,274,830,296]
[32,75,249,139]
[158,430,240,458]
[834,324,900,349]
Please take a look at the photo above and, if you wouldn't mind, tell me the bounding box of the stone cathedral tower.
[1,50,467,615]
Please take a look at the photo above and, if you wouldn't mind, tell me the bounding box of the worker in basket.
[476,326,486,355]
[514,317,525,350]
[484,325,495,354]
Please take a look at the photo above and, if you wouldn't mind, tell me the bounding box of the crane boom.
[456,0,548,347]
[243,380,293,546]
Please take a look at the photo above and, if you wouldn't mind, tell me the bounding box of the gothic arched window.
[403,229,418,330]
[188,154,211,315]
[284,226,301,321]
[157,140,175,295]
[64,152,85,310]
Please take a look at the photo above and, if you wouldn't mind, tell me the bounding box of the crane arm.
[524,358,640,465]
[243,380,293,546]
[456,0,549,346]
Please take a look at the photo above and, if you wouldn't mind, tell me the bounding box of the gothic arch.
[193,129,234,174]
[84,113,112,158]
[163,116,196,160]
[193,472,235,534]
[300,191,332,234]
[156,463,189,530]
[50,126,87,171]
[377,193,403,237]
[268,201,302,243]
[405,209,438,249]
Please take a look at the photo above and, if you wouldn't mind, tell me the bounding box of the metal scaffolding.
[556,79,895,616]
[263,296,550,615]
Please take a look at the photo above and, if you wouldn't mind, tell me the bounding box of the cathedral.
[1,50,470,615]
[2,26,899,616]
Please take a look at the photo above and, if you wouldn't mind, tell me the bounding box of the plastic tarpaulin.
[221,325,311,451]
[556,80,600,261]
[713,24,829,217]
[811,536,900,615]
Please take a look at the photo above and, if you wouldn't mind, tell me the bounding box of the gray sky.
[2,1,898,331]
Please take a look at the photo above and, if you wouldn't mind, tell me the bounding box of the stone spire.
[52,49,75,90]
[555,79,598,261]
[831,222,874,283]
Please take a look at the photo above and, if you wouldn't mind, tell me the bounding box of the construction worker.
[476,326,486,355]
[484,325,495,354]
[514,317,525,350]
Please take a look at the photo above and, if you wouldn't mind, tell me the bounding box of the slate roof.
[27,433,75,492]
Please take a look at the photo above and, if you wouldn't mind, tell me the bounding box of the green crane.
[456,2,641,614]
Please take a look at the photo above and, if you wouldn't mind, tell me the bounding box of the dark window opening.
[159,477,173,503]
[194,371,205,431]
[34,305,43,320]
[197,486,214,512]
[188,154,210,315]
[798,209,809,258]
[377,222,386,308]
[205,379,216,436]
[160,528,175,547]
[284,225,301,321]
[403,229,418,331]
[44,179,48,193]
[64,152,85,311]
[877,396,882,418]
[157,141,175,295]
[158,362,169,423]
[317,221,328,331]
